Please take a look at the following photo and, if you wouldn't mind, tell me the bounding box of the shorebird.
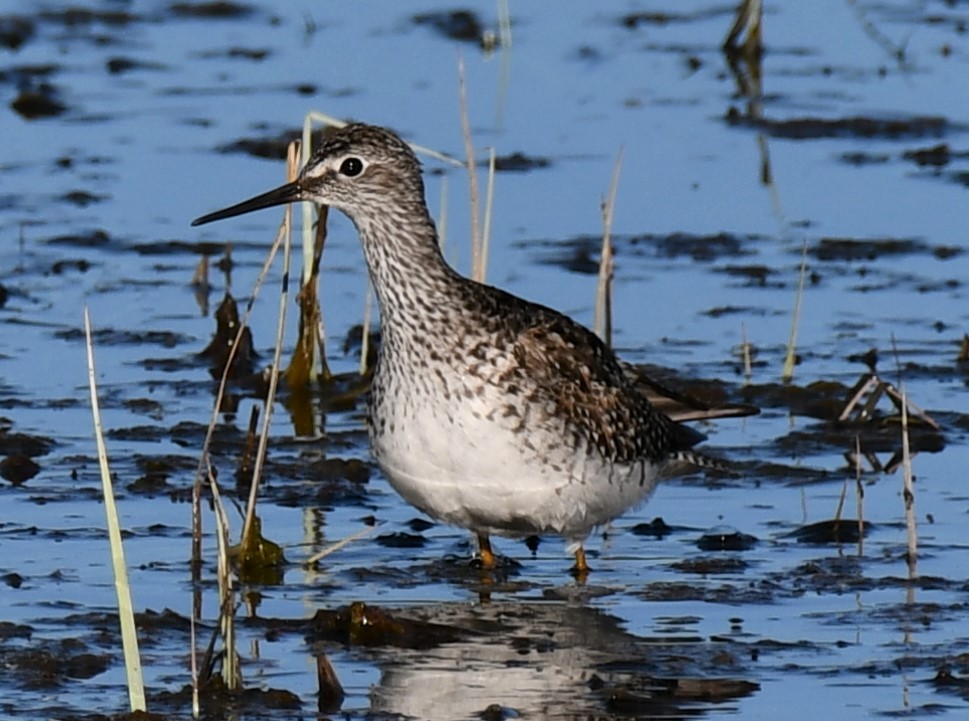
[193,123,754,574]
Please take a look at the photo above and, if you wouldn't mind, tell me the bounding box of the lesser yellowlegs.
[193,123,754,574]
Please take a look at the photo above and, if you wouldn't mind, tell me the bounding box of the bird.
[192,122,755,575]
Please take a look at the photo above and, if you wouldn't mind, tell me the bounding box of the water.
[1,1,968,719]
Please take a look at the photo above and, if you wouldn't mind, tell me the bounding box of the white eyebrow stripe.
[302,159,335,179]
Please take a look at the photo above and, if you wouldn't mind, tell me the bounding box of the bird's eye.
[339,157,364,177]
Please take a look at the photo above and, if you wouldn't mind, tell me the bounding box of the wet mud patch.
[716,263,787,289]
[619,5,736,29]
[105,55,168,75]
[412,10,487,44]
[216,129,303,160]
[903,142,969,169]
[196,46,271,62]
[0,422,55,487]
[491,151,551,172]
[55,327,191,349]
[1,644,112,689]
[168,2,256,21]
[639,580,776,605]
[788,518,870,545]
[0,15,35,50]
[521,231,760,274]
[735,371,949,473]
[725,111,951,140]
[10,87,68,119]
[36,6,141,27]
[811,236,960,263]
[900,140,969,188]
[259,453,372,508]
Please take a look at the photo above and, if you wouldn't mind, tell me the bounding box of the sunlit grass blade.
[83,306,146,713]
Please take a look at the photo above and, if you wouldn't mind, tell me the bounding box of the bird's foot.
[570,546,590,583]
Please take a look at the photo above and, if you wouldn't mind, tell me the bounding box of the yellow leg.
[477,533,497,569]
[572,546,590,579]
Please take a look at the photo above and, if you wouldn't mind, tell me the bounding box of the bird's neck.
[352,200,464,334]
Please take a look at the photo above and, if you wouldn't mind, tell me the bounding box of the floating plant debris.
[412,10,484,43]
[790,519,869,545]
[10,88,67,119]
[696,527,758,552]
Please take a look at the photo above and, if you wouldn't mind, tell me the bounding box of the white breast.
[370,359,660,543]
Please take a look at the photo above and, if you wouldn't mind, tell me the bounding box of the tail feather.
[668,449,736,475]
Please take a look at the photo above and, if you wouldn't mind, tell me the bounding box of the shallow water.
[2,1,969,719]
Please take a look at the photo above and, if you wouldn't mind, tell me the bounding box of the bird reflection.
[367,601,757,719]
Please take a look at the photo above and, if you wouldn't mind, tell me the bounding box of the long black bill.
[191,181,305,227]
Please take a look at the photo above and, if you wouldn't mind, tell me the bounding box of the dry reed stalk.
[191,254,210,317]
[189,218,287,715]
[834,474,847,524]
[493,0,513,129]
[189,144,294,714]
[209,470,240,690]
[457,55,484,282]
[781,235,809,382]
[854,435,865,556]
[190,597,199,717]
[724,0,762,54]
[285,212,330,387]
[900,383,917,576]
[741,322,752,384]
[84,307,146,713]
[296,112,332,382]
[359,285,374,377]
[497,0,512,48]
[306,524,381,566]
[888,335,919,577]
[304,111,461,167]
[595,147,623,345]
[192,217,289,566]
[480,147,497,283]
[438,175,450,251]
[300,116,321,287]
[240,140,299,546]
